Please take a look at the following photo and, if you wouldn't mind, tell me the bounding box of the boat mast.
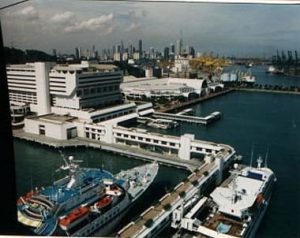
[264,145,269,168]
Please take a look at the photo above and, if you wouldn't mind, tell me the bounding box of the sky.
[0,0,300,57]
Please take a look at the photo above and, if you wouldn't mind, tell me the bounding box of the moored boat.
[180,157,276,238]
[17,155,159,236]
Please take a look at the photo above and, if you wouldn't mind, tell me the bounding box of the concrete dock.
[153,111,221,125]
[158,88,234,113]
[117,162,216,238]
[13,130,202,172]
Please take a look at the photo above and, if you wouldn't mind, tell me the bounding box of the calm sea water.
[226,64,300,86]
[140,92,300,237]
[14,68,300,237]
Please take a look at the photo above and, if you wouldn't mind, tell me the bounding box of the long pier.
[153,111,221,125]
[117,147,235,238]
[158,88,234,113]
[117,162,217,238]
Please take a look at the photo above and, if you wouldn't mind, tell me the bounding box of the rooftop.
[30,114,77,124]
[53,62,119,73]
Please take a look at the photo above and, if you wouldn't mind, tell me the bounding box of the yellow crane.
[190,57,232,75]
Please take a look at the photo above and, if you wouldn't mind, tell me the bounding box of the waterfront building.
[49,61,123,110]
[24,111,232,161]
[6,61,123,116]
[121,77,208,100]
[7,62,55,115]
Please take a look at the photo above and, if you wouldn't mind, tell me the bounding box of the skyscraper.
[164,47,169,60]
[169,43,175,60]
[52,49,57,58]
[120,40,124,54]
[139,39,143,56]
[129,42,133,58]
[75,47,79,60]
[176,39,182,56]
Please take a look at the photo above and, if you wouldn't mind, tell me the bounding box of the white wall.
[35,62,52,115]
[24,118,75,140]
[178,134,195,160]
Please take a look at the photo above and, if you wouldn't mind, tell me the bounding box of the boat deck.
[202,212,244,237]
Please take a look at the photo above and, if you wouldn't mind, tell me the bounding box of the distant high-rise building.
[139,39,142,56]
[129,43,133,57]
[133,52,140,60]
[164,47,169,60]
[170,43,175,54]
[120,40,124,54]
[52,49,57,58]
[75,47,80,60]
[176,39,182,56]
[149,47,155,59]
[7,62,123,114]
[189,47,195,57]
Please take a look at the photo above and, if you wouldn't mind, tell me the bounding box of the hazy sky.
[1,0,299,57]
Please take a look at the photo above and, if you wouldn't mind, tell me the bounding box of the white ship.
[17,156,159,236]
[266,66,284,75]
[181,157,276,238]
[241,75,256,83]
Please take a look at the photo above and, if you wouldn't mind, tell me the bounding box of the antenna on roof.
[264,145,269,168]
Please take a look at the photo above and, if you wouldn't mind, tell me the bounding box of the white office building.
[121,77,208,99]
[49,62,123,110]
[6,61,123,116]
[7,62,54,115]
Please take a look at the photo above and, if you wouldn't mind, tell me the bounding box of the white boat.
[266,66,284,75]
[241,74,256,83]
[180,157,276,238]
[147,118,179,129]
[17,156,159,236]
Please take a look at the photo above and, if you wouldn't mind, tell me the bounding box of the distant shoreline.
[235,87,300,95]
[158,86,300,113]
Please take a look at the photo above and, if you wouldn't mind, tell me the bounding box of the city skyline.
[1,0,300,57]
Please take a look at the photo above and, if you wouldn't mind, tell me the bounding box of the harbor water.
[140,93,300,237]
[13,67,300,237]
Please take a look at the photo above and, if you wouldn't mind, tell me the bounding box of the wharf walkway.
[13,130,201,171]
[117,162,217,238]
[153,111,221,125]
[13,129,88,148]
